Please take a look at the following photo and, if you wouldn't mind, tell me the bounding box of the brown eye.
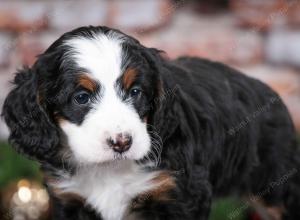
[74,91,90,105]
[130,87,142,98]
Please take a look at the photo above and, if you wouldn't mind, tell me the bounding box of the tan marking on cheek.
[123,68,138,89]
[78,74,97,92]
[53,113,65,124]
[132,172,176,208]
[52,110,67,125]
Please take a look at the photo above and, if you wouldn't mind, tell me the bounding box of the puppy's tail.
[283,140,300,220]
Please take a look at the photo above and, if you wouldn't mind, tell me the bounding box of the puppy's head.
[2,26,163,165]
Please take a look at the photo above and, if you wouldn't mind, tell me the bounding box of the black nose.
[107,133,132,153]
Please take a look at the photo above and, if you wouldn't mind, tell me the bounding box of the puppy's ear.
[141,48,180,140]
[2,68,59,162]
[141,48,165,108]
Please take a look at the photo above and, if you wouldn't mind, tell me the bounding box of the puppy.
[2,26,300,220]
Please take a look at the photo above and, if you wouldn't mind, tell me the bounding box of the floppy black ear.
[2,68,59,162]
[140,48,180,140]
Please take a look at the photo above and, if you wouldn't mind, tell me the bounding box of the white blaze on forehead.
[66,33,124,85]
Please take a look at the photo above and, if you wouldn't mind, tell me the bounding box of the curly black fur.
[2,26,300,220]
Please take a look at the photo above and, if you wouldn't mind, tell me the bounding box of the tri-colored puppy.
[3,26,300,220]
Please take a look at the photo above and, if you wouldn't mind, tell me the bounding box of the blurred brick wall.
[0,0,299,139]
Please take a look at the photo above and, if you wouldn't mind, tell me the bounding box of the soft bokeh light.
[18,187,32,203]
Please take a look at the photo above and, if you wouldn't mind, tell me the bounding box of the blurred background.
[0,0,299,219]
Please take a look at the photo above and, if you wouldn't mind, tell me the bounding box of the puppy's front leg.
[132,169,212,220]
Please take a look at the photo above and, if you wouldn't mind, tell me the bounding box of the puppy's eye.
[130,87,142,98]
[74,92,90,105]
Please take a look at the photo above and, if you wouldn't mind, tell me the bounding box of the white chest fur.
[56,161,160,220]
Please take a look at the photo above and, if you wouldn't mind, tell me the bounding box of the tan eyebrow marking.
[78,74,98,92]
[123,68,138,89]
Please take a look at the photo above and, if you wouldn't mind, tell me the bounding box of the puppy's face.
[57,34,154,164]
[3,27,162,165]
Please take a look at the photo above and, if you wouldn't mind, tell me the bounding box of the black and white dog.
[2,26,300,220]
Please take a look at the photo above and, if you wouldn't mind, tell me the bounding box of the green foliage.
[0,142,41,188]
[209,198,246,220]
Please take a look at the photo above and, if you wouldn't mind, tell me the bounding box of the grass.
[0,142,41,188]
[209,198,247,220]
